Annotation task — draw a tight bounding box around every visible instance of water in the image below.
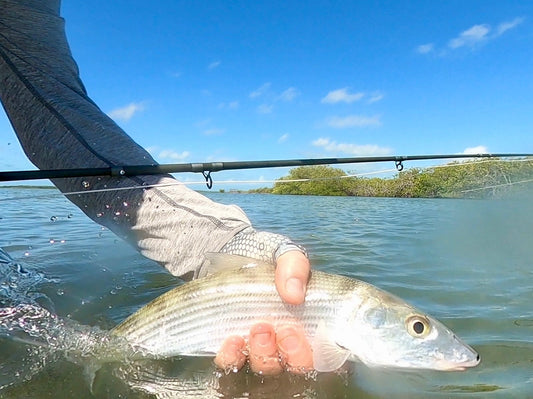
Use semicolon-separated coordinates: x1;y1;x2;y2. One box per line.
0;187;532;398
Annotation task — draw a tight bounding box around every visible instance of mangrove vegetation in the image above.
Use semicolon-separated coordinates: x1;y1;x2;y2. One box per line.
248;158;533;198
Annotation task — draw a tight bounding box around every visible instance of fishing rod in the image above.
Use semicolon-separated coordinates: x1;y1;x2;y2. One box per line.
0;153;531;188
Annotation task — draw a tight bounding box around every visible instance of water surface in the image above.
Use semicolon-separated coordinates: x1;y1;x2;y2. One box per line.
0;187;532;398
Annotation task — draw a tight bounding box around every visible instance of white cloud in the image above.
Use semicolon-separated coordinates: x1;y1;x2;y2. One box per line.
278;87;300;102
496;17;525;36
463;145;489;155
147;146;190;162
158;150;190;161
108;102;145;122
208;60;221;70
367;92;384;104
418;17;523;56
448;24;490;49
249;82;271;98
321;88;364;104
257;104;273;114
312;137;392;156
326;114;381;128
416;43;434;54
278;133;289;143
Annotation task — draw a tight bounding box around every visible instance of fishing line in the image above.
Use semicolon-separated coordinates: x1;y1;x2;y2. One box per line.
0;158;531;203
1;153;531;183
0;169;398;202
431;156;533;169
460;178;533;194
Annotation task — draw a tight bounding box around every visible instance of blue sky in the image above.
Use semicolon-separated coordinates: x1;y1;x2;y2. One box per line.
1;1;532;187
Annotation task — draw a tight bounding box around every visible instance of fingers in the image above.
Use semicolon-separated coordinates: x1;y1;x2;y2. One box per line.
215;323;314;375
248;323;284;375
216;251;312;375
275;251;311;305
276;325;314;374
214;335;247;371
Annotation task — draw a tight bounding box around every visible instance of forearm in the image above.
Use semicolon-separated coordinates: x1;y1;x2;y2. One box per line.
0;0;252;276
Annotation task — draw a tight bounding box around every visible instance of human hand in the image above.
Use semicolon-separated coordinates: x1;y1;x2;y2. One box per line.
214;250;313;375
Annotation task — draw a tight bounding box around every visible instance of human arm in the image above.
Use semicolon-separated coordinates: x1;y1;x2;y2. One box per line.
0;0;313;374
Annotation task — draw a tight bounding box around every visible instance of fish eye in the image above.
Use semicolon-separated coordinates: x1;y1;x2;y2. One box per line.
406;315;431;338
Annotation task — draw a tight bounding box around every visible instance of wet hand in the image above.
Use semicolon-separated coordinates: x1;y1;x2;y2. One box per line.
214;251;313;374
275;250;310;305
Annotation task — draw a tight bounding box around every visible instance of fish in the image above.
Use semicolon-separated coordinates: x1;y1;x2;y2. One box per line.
112;254;480;372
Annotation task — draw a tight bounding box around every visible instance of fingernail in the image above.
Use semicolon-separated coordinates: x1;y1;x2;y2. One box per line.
252;331;272;347
285;277;305;298
278;327;299;353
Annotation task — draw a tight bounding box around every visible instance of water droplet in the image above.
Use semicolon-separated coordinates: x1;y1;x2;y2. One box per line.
24;251;30;257
57;289;64;296
96;212;103;218
105;204;111;209
67;213;73;219
303;369;318;381
81;181;90;189
50;216;57;222
49;239;55;244
122;201;129;207
60;240;66;244
114;211;121;216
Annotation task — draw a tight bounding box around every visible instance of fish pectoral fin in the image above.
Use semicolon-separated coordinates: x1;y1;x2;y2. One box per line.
311;320;351;372
203;253;271;276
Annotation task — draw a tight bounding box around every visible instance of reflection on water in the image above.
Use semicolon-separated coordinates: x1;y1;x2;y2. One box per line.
1;188;533;397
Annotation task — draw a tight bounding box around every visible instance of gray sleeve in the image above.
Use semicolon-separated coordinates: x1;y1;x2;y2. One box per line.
0;0;252;277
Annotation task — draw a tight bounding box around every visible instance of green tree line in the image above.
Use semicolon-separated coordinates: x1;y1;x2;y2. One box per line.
248;158;533;198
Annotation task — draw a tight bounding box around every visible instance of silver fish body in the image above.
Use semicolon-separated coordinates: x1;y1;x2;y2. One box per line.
112;257;480;371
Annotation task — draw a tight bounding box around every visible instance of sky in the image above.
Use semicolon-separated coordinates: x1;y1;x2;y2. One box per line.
1;0;532;188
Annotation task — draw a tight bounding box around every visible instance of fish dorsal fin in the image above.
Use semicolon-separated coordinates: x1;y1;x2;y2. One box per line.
202;253;270;276
312;320;351;372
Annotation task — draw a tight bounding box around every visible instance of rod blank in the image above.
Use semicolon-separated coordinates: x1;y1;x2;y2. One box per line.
0;153;531;182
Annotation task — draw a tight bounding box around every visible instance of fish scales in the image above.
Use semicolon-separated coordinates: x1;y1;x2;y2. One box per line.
112;257;480;371
112;263;359;357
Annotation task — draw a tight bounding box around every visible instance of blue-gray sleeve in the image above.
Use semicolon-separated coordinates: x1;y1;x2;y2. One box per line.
0;0;307;278
0;0;251;276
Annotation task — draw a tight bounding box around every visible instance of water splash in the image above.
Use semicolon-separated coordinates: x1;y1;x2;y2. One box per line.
0;248;137;390
0;301;148;393
0;302;141;359
0;248;56;309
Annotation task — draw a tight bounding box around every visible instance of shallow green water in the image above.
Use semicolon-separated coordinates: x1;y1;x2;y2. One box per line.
0;187;532;398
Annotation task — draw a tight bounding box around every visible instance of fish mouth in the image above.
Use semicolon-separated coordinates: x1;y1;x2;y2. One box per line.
436;352;481;371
